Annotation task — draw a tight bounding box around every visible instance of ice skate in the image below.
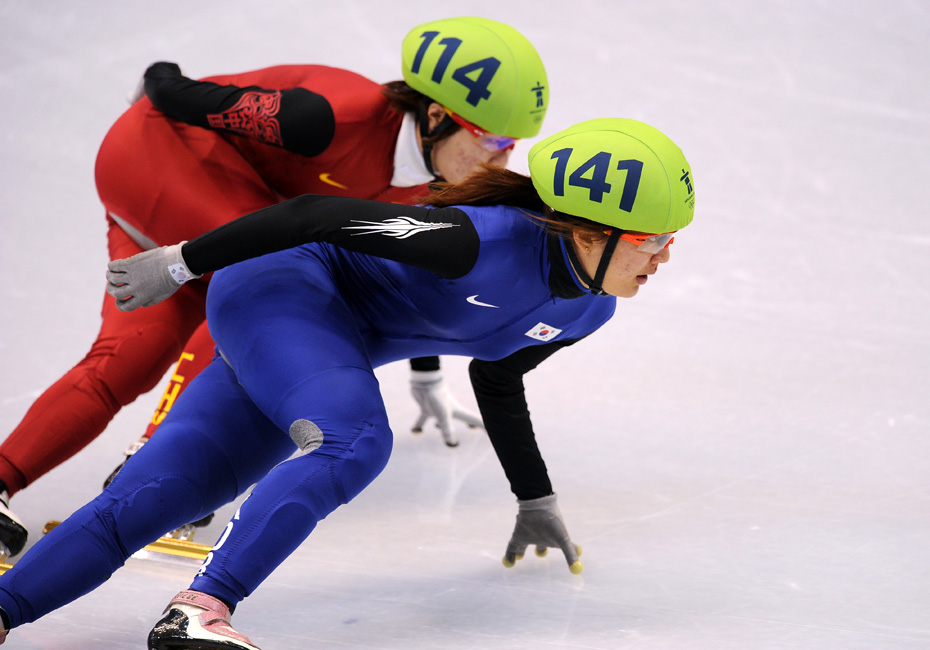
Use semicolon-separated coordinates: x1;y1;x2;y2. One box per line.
102;435;149;489
0;490;27;559
148;590;261;650
165;511;215;542
0;604;9;645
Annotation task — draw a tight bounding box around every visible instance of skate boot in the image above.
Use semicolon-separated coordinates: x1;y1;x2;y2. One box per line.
148;590;261;650
164;511;215;542
0;490;27;559
0;604;10;645
102;435;149;489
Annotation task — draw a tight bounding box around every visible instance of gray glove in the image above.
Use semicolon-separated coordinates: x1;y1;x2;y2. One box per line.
106;242;199;311
503;493;583;574
410;369;483;447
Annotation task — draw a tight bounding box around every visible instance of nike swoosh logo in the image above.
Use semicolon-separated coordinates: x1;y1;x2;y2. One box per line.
467;295;499;308
319;173;348;189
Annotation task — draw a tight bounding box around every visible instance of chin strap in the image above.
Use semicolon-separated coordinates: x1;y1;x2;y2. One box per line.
418;100;457;180
564;230;622;296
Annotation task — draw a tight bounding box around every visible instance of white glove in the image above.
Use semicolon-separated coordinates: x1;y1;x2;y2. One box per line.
410;369;483;447
502;493;583;574
126;74;146;104
106;242;200;311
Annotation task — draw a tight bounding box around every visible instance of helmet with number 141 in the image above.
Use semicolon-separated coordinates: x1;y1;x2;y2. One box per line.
529;118;695;234
401;16;548;139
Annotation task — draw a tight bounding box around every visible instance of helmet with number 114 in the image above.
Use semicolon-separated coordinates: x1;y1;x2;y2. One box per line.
528;118;695;234
401;16;548;139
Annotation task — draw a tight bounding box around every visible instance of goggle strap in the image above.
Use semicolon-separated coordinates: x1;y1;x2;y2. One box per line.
565;230;621;296
564;236;595;291
417;101;458;180
589;230;622;296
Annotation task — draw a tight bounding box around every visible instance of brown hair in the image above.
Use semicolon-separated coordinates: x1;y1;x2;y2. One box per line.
422;164;610;242
381;80;460;146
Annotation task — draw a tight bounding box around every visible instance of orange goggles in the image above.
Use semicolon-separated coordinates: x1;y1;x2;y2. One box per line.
444;108;517;152
615;230;676;254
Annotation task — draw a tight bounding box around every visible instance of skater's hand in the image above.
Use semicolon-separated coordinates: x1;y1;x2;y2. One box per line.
128;62;184;104
503;493;583;574
126;74;146;104
410;370;483;447
106;242;199;311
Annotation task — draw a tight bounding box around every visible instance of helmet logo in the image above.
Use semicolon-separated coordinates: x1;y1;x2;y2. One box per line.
680;169;693;194
551;148;643;213
680;168;695;211
532;82;546;108
410;30;501;107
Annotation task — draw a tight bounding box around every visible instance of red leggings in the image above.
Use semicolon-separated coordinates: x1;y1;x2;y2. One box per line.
141;319;214;439
0;99;278;497
0;221;208;495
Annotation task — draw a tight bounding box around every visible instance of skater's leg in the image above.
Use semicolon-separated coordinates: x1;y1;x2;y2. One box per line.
144;319;216;438
0;357;295;629
189;250;394;606
102;320;218;492
0;222;208;497
191;366;391;606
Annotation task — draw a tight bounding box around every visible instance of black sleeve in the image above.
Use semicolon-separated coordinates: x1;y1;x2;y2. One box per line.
409;357;441;372
468;339;582;500
182;194;479;280
143;62;335;157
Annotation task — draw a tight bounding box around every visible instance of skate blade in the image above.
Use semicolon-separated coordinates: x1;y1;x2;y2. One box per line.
0;543;13;574
164;523;196;541
43;521;212;561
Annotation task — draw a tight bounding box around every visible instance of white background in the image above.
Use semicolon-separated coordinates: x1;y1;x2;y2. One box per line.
1;1;928;648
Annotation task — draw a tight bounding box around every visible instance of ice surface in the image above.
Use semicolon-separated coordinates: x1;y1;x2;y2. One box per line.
1;1;928;648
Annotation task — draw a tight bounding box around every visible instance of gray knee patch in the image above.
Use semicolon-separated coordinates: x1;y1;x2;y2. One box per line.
289;419;324;453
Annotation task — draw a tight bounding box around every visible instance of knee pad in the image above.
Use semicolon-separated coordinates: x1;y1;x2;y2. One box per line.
288;416;391;506
289;419;324;454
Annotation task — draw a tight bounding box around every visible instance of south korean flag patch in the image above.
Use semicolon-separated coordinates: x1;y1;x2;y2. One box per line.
525;322;562;342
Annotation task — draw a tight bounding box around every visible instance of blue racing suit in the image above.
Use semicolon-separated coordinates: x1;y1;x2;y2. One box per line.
0;196;615;628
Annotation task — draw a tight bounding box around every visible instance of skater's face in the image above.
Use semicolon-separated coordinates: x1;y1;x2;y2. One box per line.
570;230;673;298
421;103;514;183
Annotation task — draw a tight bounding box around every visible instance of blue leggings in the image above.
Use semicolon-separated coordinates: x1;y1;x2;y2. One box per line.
0;248;393;627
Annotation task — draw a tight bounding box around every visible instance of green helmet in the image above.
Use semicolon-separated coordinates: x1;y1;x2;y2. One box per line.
401;17;548;138
528;118;695;233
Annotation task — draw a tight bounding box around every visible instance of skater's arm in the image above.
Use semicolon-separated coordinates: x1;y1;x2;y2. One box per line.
143;62;334;156
182;195;478;280
107;196;479;311
468;339;582;500
472;341;588;574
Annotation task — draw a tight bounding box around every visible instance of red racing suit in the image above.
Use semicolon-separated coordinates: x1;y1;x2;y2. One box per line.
0;64;431;495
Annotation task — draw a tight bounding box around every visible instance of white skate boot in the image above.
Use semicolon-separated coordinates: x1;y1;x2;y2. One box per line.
148;590;261;650
0;490;27;559
102;436;148;489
